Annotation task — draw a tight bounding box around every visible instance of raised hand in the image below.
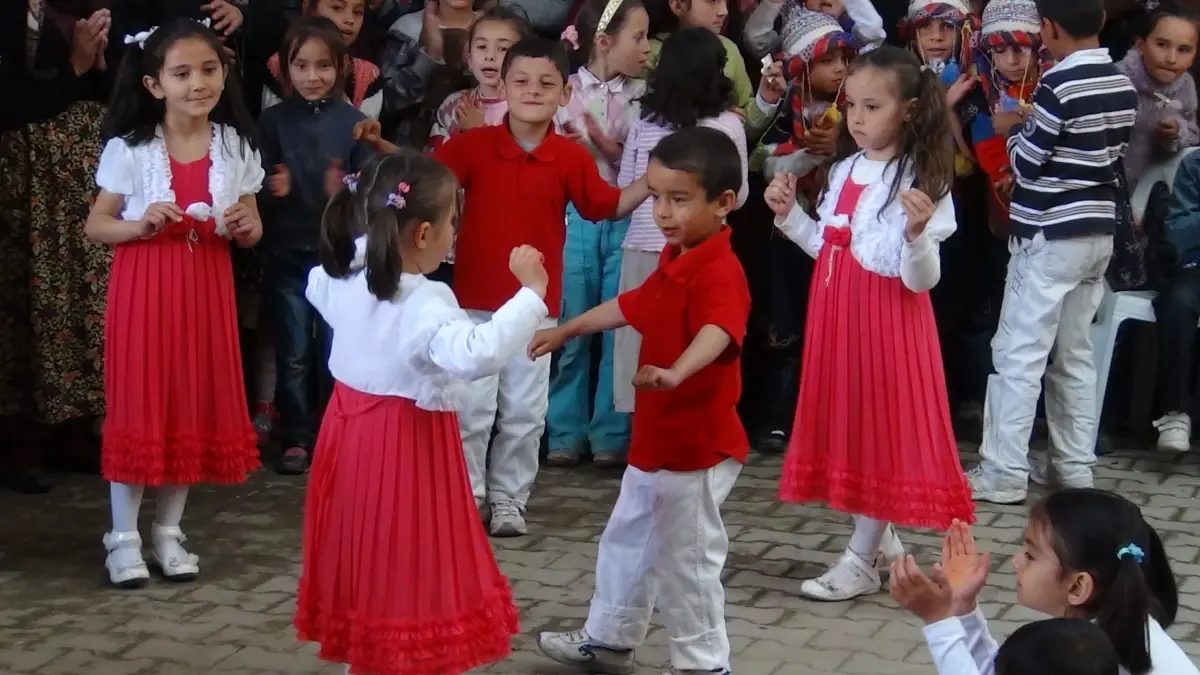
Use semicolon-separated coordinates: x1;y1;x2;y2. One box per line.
899;189;935;240
934;520;991;617
509;245;548;298
945;73;977;109
758;60;786;105
764;172;797;218
201;0;244;37
457;93;485;131
421;2;444;62
889;554;954;624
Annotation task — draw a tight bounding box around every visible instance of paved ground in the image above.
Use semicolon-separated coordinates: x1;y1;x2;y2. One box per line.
2;444;1199;675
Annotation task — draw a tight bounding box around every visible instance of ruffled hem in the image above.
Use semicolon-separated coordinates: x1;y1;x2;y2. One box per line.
780;466;975;531
101;429;260;486
294;583;520;675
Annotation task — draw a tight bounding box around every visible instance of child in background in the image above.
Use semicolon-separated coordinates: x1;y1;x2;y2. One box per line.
743;0;885;60
264;0;383;117
295;151;549;675
531;126;751;675
86;18;264;587
257;17;375;475
642;0;754;110
890;491;1197;675
1115;5;1198;189
766;46;974;602
970;0;1138;504
545;0;651;469
612;27;748;415
992;620;1120;675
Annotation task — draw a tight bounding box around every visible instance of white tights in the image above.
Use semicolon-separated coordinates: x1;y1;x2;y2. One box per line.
109;482;189;533
847;515;889;560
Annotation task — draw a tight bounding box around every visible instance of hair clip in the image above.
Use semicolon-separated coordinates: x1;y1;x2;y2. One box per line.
1117;544;1145;564
124;27;158;48
386;181;411;210
560;25;580;50
343;172;360;194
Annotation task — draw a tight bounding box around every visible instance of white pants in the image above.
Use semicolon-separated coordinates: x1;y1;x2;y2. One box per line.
612;250;660;413
585;458;742;671
460;311;555;507
980;232;1114;485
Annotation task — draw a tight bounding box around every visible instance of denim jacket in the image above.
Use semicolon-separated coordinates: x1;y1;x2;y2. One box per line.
1168;151;1200;268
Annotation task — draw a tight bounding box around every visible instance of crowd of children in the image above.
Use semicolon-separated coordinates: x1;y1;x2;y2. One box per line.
76;0;1200;672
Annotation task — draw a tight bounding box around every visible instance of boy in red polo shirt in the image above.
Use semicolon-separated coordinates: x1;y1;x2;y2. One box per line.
428;37;650;538
527;126;750;675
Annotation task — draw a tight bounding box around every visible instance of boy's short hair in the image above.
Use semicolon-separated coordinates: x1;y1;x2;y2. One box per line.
994;619;1119;675
500;37;570;83
1033;0;1105;38
649;127;742;201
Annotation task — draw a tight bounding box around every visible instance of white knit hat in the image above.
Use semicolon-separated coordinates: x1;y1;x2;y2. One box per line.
780;7;849;60
907;0;971;20
979;0;1040;37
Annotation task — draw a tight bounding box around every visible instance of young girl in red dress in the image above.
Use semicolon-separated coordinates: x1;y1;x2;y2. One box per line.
295;151;550;675
86;18;265;589
764;46;974;603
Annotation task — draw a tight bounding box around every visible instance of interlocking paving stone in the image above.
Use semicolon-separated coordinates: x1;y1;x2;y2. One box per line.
2;446;1199;674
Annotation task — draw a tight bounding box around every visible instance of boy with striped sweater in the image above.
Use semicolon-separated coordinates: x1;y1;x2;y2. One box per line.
969;0;1137;504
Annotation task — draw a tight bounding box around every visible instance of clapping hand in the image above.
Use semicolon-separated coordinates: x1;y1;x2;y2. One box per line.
583;113;622;163
933;520;991;617
70;10;110;76
764;172;797;218
889;555;955;624
457;92;485;131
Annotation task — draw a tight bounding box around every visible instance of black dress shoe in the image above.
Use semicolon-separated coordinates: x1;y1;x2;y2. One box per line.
755;430;788;455
1;468;53;494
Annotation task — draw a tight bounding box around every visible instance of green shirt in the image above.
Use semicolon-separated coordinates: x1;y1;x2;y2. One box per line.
646;32;754;112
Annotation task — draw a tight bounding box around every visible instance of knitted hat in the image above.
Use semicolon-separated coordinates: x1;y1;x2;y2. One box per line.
781;6;853;61
906;0;971;22
979;0;1040;38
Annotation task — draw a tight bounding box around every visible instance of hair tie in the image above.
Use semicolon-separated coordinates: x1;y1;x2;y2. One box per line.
386;181;411;210
1117;544;1145;564
343;172;360;194
560;25;580;50
123;18;212;50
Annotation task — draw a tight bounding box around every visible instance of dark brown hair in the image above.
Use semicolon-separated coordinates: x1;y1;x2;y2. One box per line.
563;0;646;71
278;16;348;98
833;46;954;216
469;5;534;44
320;150;460;301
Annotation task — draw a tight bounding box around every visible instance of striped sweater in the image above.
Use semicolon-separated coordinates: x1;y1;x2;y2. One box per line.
1006;48;1138;240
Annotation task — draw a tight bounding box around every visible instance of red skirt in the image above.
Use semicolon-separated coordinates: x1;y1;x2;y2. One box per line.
779;238;975;530
295;383;519;675
101;228;259;485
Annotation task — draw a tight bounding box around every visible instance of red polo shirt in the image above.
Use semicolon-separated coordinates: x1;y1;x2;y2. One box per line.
617;227;751;472
434;123;621;316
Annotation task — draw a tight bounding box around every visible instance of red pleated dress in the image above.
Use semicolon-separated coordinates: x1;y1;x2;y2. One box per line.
295;383;519;675
779;178;975;530
101;155;259;485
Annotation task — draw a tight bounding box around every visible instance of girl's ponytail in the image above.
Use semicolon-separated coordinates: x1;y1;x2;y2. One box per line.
1095;544;1154;674
1142;525;1179;627
365;208;403;301
102;35;164;143
318;179;361;279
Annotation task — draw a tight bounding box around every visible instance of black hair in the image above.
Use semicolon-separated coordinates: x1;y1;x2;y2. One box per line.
1033;0;1105;39
995;618;1119;675
278;16;349;98
638;27;732;128
1030;489;1179;675
320;150;460;301
103;18;257;150
501;37;571;82
563;0;647;71
1138;1;1200;42
644;0;680;36
649;126;742;200
469;5;535;44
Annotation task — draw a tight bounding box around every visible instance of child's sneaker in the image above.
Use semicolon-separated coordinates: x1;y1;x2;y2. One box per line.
799;550;880;601
278;446;311;475
488;500;527;537
252;401;275;446
103;531;150;589
150;524;200;581
546;447;585;467
536;628;636;674
1154;412;1191;452
966;466;1027;504
591;449;626;469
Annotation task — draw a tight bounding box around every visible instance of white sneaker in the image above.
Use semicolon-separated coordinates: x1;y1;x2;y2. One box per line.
150;524;200;581
103;531;150;589
876;525;905;569
966;466;1027;504
488;500;527;537
1154;412;1191;452
799;551;880;601
536;628;636;674
1029;454;1054;488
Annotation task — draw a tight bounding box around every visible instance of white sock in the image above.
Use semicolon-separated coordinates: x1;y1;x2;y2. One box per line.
847;515;889;560
109;482;145;533
156;485;189;527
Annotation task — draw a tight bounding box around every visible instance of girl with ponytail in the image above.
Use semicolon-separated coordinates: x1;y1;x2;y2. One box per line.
764;45;973;603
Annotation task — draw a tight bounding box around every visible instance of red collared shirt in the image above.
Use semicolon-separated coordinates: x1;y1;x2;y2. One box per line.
434;122;621;316
617;227;751;472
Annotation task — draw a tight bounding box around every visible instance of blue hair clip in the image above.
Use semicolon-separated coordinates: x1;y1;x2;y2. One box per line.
1117;544;1145;564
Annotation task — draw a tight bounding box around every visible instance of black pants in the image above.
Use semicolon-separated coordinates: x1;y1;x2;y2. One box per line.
1155;268;1200;413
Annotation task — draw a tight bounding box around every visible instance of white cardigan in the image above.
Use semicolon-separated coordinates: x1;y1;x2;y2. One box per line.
95;124;265;237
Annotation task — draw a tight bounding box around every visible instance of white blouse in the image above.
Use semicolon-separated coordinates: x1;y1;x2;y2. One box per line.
94;124;265;238
773;153;956;293
306;239;549;412
922;606;1200;675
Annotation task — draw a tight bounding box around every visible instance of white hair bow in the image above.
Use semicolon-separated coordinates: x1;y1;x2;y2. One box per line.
123;18;212;49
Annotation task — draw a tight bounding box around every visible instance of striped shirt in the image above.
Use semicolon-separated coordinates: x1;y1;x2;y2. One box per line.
1007;48;1138;239
618;111;750;252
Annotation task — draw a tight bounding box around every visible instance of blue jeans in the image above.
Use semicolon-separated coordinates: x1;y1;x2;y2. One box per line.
547;205;630;454
261;247;332;450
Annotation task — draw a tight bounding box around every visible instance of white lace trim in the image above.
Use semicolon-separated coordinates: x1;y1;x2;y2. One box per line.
817;152;914;278
139;124;240;237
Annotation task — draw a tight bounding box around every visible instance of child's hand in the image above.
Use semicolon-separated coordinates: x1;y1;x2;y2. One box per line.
583;113;622;163
764;172;797;217
758;61;786;106
889;554;954;625
944;74;976;109
352;119;389;152
268;164;291;197
992;110;1024;136
934;520;991;617
224;202;262;247
528;326;568;359
201;0;244;37
324;159;345;198
509;245;548;298
457;93;485;131
421;1;445;61
633;365;683;390
728;106;747;121
70;16;105;76
805;124;838;156
1157;118;1181;145
900;189;935;240
139;201;184;236
560;119;584;143
993;174;1014;201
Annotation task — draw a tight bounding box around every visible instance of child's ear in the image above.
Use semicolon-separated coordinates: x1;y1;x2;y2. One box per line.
412;221;433;250
559;80;573;107
143;75;166;100
1134;36;1146;54
668;0;687;18
1064;570;1096;610
713;189;737;219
